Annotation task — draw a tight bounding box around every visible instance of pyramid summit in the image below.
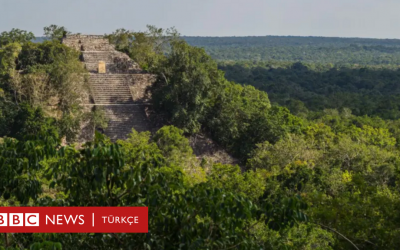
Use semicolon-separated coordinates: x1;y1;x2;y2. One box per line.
62;34;156;141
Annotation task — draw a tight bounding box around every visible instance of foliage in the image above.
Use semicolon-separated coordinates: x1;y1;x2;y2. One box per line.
17;40;81;70
152;126;206;184
3;25;400;249
43;24;70;42
184;36;400;65
254;223;335;249
105;28;134;53
150;37;302;160
106;25;179;71
9;103;59;141
0;99;18;137
153;125;193;158
0;31;89;142
0;29;34;47
247;115;400;249
207;163;268;201
220;61;400;120
0;42;21;80
0;129;308;249
153;40;226;134
0;129;59;205
85;106;109;132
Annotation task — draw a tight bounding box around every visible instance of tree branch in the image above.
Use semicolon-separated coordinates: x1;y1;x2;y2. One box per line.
317;223;359;250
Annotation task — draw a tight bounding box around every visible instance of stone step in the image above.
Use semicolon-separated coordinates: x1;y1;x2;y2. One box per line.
91;89;132;93
85;63;142;74
88;72;134;105
89;76;136;79
89;73;139;77
82;51;138;64
82;51;117;63
90;82;132;85
93;101;134;105
92;96;133;98
91;86;131;89
90;83;133;86
91;90;132;93
102;105;151;141
91;89;130;91
93;94;132;97
91;99;134;104
89;81;134;84
62;36;152;141
91;90;132;95
90;89;132;92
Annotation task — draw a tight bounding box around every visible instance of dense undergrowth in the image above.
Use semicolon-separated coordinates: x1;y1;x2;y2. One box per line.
0;26;399;249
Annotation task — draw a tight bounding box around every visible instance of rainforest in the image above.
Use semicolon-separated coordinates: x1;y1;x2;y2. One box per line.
0;25;400;249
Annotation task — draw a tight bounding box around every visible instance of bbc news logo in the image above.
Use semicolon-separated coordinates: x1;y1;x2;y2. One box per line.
0;213;39;226
0;207;148;233
0;214;86;227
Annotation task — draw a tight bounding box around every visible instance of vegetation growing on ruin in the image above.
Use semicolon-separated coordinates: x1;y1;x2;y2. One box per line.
0;26;90;143
0;25;399;249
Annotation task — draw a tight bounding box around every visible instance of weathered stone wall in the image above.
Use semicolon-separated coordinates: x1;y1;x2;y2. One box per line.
82;51;132;63
84;60;142;74
62;35;115;51
127;74;156;102
110;55;142;73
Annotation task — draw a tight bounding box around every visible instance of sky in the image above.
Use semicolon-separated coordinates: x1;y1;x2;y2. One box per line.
0;0;399;39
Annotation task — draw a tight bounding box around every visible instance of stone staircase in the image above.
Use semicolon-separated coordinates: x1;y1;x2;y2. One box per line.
103;105;150;141
62;34;154;141
89;74;135;104
82;51;142;74
83;51;118;63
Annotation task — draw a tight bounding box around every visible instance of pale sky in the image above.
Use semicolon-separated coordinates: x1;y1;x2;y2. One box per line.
0;0;399;39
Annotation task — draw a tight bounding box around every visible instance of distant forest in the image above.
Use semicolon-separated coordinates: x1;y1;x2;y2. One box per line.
181;36;400;120
34;35;400;119
35;35;400;65
220;61;400;119
184;36;400;65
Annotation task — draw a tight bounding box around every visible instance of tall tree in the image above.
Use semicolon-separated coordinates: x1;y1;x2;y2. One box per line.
43;24;71;42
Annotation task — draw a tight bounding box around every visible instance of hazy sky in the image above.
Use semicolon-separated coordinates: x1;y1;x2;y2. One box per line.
0;0;399;38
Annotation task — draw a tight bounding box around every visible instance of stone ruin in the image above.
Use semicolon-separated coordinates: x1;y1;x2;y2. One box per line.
62;34;239;166
62;34;142;74
62;34;156;141
62;35;114;51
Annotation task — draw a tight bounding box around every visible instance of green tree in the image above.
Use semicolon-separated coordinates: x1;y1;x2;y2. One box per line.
106;25;179;71
208;163;268;201
153;40;227;134
43;24;70;42
39;132;306;249
1;40;90;142
153;126;206;184
10;103;58;141
0;29;34;47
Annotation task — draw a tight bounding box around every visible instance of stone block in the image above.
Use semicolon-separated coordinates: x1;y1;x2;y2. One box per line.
98;61;106;73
